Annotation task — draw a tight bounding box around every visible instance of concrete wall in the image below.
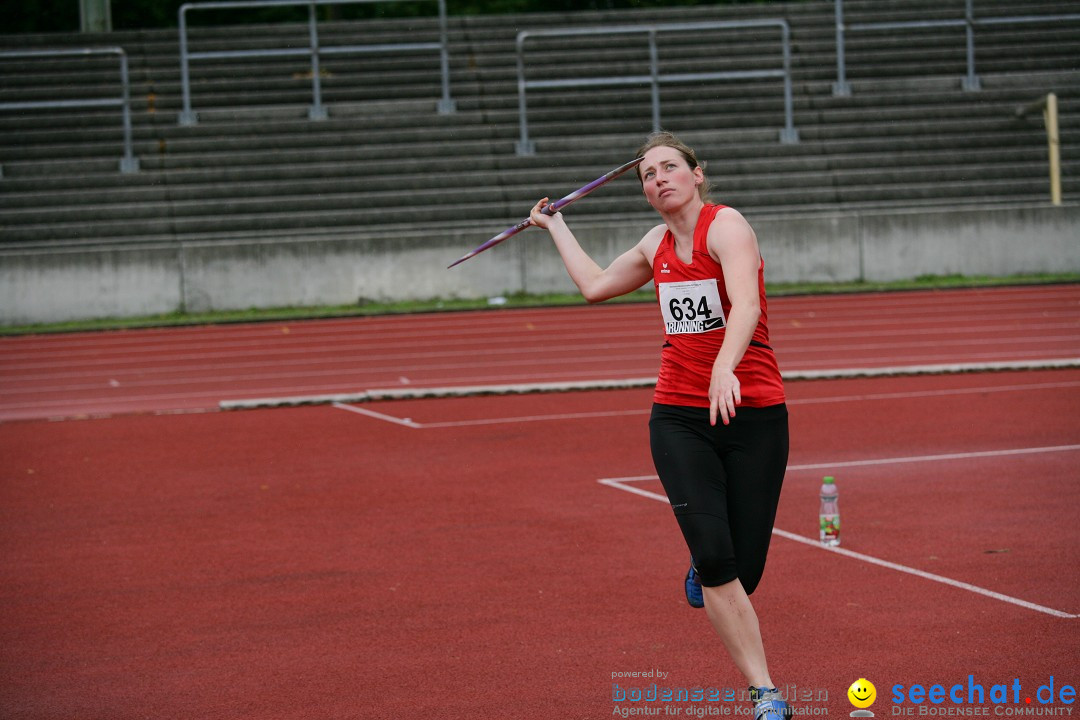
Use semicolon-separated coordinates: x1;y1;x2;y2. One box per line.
2;203;1077;325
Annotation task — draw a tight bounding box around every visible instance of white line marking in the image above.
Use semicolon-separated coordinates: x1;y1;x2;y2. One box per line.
768;529;1078;618
787;380;1080;406
597;476;1078;619
330;403;648;429
782;357;1080;379
420;409;647;428
219;358;1080;410
787;444;1080;471
330;402;422;428
598;478;669;502
599;445;1080;480
324;381;1080;429
221;376;658;411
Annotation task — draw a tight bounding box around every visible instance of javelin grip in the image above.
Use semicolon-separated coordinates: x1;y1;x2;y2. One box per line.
447;156;644;269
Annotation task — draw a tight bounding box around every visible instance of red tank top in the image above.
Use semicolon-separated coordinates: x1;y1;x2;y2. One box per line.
652;204;785;408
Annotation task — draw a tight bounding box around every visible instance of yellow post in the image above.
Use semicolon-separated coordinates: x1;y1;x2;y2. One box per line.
1044;93;1062;206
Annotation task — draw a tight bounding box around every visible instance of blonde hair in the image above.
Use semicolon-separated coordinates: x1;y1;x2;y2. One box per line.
635;131;712;202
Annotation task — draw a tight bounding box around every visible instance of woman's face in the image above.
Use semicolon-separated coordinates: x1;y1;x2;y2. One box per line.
640;146;703;212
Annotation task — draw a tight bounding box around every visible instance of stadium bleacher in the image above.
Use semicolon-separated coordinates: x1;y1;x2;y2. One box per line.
0;0;1077;323
1;0;1077;247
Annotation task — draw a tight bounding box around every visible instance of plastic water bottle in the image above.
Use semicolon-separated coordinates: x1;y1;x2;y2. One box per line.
819;476;840;547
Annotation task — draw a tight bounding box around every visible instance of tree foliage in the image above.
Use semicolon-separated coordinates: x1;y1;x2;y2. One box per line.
2;0;777;34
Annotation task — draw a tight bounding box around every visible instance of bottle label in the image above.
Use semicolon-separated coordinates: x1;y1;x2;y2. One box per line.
820;515;840;538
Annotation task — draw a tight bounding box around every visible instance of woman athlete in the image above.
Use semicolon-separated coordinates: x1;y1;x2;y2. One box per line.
529;131;792;720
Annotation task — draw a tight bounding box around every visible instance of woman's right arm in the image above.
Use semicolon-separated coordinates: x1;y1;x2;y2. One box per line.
530;197;656;304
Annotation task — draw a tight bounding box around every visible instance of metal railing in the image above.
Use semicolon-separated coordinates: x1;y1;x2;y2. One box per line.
833;0;1080;96
178;0;455;125
514;19;799;156
0;47;139;177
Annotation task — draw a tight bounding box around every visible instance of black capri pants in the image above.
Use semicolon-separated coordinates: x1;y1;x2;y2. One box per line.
649;402;789;595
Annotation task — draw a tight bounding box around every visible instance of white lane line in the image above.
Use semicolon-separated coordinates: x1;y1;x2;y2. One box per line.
325;380;1080;429
420;409;647;428
597;478;668;502
330;402;422;428
329;405;649;429
5;289;1072;356
783;356;1080;375
787;380;1080;405
21;355;1075;400
769;529;1078;619
597;473;1078;619
224;358;1080;411
786;445;1080;471
598;445;1080;481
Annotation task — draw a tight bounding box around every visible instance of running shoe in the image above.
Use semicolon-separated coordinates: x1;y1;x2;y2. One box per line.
684;557;704;608
749;686;794;720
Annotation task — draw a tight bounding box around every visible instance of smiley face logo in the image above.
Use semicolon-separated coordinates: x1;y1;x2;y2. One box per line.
848;678;877;709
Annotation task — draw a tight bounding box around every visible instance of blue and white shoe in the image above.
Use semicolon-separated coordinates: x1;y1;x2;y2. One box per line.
684;557;704;608
749;686;793;720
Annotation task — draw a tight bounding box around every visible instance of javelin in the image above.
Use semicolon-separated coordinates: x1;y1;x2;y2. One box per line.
447;156;645;269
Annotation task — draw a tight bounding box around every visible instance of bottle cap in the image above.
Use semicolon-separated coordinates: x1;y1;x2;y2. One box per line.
823;476;835;483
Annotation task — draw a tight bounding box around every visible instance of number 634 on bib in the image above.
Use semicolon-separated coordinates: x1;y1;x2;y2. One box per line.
658;279;727;334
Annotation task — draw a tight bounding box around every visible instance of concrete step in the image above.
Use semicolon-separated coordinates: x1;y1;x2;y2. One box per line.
6;187;1071;250
0;166;1065;242
0;187;1051;245
2;155;1057;217
5;180;1071;246
7;27;1073;96
1;89;1074;161
4;112;1066;178
3;141;1057;198
3;75;1074;136
2;0;1078;249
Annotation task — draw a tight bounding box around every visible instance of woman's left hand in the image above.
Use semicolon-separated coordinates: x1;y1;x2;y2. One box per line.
709;365;741;426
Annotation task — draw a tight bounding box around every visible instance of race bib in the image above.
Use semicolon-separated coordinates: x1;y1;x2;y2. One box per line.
658;279;726;334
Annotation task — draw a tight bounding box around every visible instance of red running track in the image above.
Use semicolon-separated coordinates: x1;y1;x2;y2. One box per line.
1;284;1078;422
0;369;1077;719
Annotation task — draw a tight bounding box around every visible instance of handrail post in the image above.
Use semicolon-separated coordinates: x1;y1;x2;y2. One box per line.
176;0;455;125
832;0;851;96
178;4;198;125
648;29;660;132
436;0;456;114
117;49;140;173
1046;93;1062;205
838;2;1080;94
0;47;140;175
779;20;799;144
962;0;981;91
307;0;328;120
514;20;798;152
1017;93;1063;206
514;32;534;156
